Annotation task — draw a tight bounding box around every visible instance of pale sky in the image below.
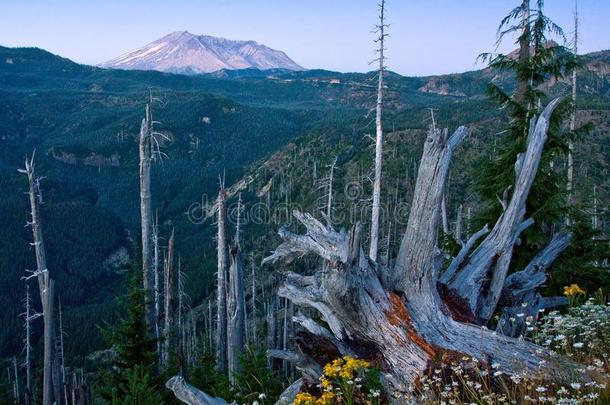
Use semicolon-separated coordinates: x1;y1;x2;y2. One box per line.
1;0;609;76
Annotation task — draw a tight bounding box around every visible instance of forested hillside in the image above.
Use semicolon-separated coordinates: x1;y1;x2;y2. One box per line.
0;43;608;371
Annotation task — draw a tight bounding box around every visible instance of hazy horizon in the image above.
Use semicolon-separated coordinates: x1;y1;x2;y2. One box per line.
2;0;609;76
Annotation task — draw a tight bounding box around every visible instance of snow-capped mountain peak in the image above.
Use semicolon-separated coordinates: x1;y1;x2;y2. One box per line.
99;31;304;74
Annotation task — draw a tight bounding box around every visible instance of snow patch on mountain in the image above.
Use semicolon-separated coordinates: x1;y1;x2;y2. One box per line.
100;31;304;74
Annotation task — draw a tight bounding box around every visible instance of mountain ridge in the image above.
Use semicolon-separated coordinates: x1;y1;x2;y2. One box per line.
99;31;304;74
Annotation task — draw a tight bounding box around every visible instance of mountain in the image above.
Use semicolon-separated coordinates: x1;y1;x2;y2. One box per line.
99;31;304;74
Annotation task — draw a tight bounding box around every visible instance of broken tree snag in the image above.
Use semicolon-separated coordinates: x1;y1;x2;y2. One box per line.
390;125;469;292
166;375;301;405
153;215;162;360
166;376;235;405
21;154;58;405
267;349;321;382
162;229;176;369
139;104;156;337
227;243;245;385
443;99;563;323
265;212;432;392
369;0;388;262
496;232;572;336
215;185;228;372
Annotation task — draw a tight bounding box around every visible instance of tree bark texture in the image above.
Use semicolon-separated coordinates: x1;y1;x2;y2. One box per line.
215;188;228;372
139;104;155;337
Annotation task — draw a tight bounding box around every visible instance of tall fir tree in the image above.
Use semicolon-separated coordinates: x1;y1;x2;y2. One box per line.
475;0;578;270
474;0;608;297
98;270;160;404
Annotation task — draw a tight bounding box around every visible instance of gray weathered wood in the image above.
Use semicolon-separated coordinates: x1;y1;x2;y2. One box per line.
139;105;156;337
227;242;245;384
166;376;235;405
153;215;162;360
369;0;387;262
444;99;561;323
215;186;228;372
21;155;57;405
496;232;572;336
162;229;175;369
273;378;303;405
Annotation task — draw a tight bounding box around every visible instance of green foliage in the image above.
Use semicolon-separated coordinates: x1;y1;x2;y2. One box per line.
188;348;231;400
98;270;158;403
233;347;285;404
188;346;284;404
473;0;601;277
110;365;162;405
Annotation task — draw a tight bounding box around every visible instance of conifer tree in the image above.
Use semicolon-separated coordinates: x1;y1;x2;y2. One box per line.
475;0;578;270
99;271;158;403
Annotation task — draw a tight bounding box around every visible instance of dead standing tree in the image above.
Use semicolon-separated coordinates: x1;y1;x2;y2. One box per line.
21;285;42;405
227;195;246;384
227;243;245;385
368;0;388;262
139;103;156;338
153;214;162;360
215;183;229;372
162;229;176;369
20;154;60;405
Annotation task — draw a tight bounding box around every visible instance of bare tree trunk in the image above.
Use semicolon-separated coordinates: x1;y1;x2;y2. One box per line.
12;357;19;404
227;242;245;385
71;372;77;405
441;195;450;235
177;256;186;376
454;204;463;244
592;185;598;230
58;299;68;405
23;285;36;405
369;0;387;262
45;280;57;405
266;297;276;367
207;301;213;350
566;1;578;224
250;256;257;347
326;158;336;224
163;230;176;369
282;299;288;373
215;186;228;372
139;104;155;337
153;215;162;361
21;155;57;405
443;100;562;323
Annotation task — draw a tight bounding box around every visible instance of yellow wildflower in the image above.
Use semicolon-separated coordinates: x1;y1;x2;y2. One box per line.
293;392;316;405
320;377;332;390
322;356;370;381
563;284;585;297
322;358;344;378
315;391;335;405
